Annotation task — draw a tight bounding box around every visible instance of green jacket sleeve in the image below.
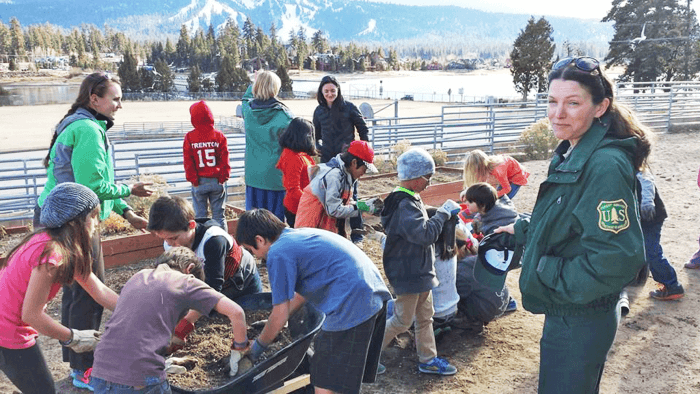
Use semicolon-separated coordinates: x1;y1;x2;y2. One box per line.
70;121;131;205
536;149;645;305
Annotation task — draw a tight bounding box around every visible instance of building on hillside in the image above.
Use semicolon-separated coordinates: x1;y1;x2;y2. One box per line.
242;57;269;72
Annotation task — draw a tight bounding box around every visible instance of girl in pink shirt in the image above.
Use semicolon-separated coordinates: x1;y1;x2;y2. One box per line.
0;183;118;394
462;149;530;199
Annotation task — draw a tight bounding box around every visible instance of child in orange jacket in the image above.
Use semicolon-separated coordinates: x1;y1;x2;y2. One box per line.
462;149;529;199
276;118;317;228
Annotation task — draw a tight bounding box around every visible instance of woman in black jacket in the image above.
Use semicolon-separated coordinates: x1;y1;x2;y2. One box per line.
313;75;371;242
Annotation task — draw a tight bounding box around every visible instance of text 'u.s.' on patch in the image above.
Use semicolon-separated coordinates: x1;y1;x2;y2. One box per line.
597;199;629;234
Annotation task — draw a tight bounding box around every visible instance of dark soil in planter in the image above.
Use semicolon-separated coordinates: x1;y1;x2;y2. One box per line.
167;310;295;392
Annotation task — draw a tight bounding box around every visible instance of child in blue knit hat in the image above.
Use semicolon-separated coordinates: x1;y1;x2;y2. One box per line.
379;147;460;376
0;182;119;394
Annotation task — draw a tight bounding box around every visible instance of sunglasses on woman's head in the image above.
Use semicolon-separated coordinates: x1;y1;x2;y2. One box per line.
552;57;600;73
90;73;111;96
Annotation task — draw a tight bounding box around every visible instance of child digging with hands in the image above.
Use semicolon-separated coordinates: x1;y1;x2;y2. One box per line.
380;147;461;376
0;183;119;394
463;149;529;200
90;247;250;394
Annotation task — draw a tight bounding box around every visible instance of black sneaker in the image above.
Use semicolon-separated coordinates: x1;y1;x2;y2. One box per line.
649;284;685;301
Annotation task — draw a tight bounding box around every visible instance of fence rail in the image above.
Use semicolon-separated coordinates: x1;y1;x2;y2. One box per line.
3;80;700;223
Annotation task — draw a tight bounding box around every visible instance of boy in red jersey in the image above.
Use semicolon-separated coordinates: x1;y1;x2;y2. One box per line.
183;100;230;230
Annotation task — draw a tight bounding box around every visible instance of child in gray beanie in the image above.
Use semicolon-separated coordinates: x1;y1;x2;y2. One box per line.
0;182;118;394
379;147;461;376
40;182;100;228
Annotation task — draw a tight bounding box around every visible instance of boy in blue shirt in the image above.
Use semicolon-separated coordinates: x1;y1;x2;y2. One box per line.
236;208;392;394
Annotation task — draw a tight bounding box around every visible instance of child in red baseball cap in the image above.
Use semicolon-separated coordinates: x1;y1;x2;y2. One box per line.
295;140;381;236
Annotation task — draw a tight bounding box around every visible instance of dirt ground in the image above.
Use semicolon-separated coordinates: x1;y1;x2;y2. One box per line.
1;130;700;393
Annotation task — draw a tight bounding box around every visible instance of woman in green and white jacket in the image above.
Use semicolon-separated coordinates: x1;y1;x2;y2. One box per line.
36;72;152;389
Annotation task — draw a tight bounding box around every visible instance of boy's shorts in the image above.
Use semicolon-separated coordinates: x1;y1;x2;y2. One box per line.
310;303;387;394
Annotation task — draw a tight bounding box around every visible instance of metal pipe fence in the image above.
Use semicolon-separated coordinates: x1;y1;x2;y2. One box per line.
2;81;700;223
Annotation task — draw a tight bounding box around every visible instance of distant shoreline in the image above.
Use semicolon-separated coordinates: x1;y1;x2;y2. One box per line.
0;67;512;86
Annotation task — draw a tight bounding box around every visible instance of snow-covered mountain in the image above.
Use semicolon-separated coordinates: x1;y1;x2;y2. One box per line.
0;0;613;45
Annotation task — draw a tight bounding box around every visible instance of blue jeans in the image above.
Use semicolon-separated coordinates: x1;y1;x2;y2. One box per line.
349;182;363;242
245;186;285;222
539;308;619;394
192;177;227;231
92;377;171;394
497;183;521;199
642;220;679;287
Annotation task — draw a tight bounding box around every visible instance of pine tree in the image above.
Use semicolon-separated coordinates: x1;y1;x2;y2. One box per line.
510;17;555;101
154;58;174;92
311;30;329;53
9;18;26;62
277;64;293;93
216;55;236;92
118;49;140;92
604;0;700;82
176;25;190;66
188;64;202;92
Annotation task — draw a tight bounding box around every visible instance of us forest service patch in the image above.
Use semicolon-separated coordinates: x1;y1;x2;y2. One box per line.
597;199;630;234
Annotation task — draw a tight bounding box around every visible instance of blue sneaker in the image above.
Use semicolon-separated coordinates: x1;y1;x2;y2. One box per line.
418;357;457;376
376;363;386;375
71;369;94;392
506;297;518;313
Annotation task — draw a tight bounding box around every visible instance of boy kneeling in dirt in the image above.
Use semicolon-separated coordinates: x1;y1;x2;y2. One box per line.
91;247;249;394
236;209;392;394
147;195;262;350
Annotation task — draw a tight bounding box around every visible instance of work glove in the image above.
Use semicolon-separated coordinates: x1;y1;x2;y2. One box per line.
164;358;188;375
357;197;383;216
248;338;268;363
62;329;101;353
438;199;461;217
636;171;656;221
168;318;195;354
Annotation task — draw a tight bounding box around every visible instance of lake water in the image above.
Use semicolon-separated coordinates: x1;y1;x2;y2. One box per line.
2;70;523;105
2;84;80;106
292;70;523;103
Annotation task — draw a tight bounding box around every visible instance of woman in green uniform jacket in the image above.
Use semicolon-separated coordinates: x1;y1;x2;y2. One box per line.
497;57;651;394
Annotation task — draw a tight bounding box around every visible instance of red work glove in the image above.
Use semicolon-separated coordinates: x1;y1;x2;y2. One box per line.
168;319;195;354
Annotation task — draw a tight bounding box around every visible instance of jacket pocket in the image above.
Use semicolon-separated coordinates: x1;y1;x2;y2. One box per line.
536;255;563;290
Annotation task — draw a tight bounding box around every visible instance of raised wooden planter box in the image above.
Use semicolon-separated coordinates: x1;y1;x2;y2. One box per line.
103;204;244;269
361;166;463;207
0;206;245;269
1;173;463;269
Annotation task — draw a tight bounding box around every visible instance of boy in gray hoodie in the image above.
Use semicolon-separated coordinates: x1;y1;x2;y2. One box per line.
380;148;460;376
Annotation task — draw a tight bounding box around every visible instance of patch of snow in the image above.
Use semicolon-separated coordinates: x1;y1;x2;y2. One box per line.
358;19;376;36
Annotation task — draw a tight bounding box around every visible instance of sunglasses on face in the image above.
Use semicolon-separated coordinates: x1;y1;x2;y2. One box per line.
552;57;600;73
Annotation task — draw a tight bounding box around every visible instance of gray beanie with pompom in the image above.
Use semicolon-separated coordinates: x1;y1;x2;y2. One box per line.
40;183;100;228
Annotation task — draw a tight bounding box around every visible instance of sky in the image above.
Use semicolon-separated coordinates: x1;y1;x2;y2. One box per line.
365;0;700;21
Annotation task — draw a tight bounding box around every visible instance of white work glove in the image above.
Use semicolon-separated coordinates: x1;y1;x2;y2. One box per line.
164;358;187;375
62;329;101;353
636;171;656;221
229;349;255;377
438;199;461;217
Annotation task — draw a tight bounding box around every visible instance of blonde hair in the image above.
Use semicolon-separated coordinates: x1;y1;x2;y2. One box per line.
253;71;281;101
462;149;505;188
